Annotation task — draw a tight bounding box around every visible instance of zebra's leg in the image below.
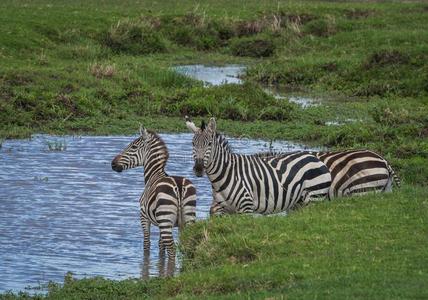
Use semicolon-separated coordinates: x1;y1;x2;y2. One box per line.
141;212;151;256
384;176;393;193
209;197;223;216
159;236;165;257
159;223;175;277
236;191;255;214
288;190;308;212
181;187;197;225
140;253;150;280
209;187;225;216
158;236;166;277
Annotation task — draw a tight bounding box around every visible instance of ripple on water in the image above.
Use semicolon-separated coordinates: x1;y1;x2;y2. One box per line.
0;133;315;293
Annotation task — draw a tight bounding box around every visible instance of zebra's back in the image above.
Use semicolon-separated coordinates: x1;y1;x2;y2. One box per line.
209;151;332;215
263;152;332;211
315;150;395;198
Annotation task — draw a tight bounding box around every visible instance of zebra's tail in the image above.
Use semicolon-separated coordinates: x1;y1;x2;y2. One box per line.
174;185;184;231
178;197;185;232
387;164;401;188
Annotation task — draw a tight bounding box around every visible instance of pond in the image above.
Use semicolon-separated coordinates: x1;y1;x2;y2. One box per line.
174;64;245;86
0;133;315;293
173;64;365;126
173;64;319;107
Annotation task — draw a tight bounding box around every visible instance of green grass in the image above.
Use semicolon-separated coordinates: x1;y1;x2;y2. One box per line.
1;0;427;138
3;187;427;299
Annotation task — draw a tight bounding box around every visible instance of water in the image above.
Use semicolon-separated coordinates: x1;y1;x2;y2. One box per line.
174;64;245;86
173;64;319;107
0;133;314;293
269;91;320;108
325;118;361;126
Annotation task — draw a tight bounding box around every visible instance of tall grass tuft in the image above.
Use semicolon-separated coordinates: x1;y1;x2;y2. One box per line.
229;36;275;57
103;18;167;54
90;63;116;78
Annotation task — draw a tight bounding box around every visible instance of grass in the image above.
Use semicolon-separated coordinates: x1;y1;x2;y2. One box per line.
1;1;427;138
1;0;427;298
3;186;427;299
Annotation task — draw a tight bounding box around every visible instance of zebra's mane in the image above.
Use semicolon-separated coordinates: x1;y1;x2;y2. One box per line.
252;150;309;159
147;130;169;162
215;132;233;152
253;150;284;158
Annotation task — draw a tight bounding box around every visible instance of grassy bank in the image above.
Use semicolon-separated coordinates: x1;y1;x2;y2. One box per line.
3;186;427;299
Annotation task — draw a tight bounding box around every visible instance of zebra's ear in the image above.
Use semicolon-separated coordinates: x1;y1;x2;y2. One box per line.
139;125;148;138
185;115;198;133
207;117;216;132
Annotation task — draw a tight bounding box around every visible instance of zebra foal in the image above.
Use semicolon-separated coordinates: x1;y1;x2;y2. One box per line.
111;126;196;274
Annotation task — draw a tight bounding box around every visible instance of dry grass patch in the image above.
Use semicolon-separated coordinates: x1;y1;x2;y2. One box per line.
89;63;116;78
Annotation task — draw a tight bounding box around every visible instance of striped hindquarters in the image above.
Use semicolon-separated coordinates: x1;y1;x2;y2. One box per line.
316;150;395;198
171;176;197;228
150;177;196;231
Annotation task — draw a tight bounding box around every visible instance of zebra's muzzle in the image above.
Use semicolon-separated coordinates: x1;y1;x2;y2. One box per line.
111;155;123;172
193;159;204;177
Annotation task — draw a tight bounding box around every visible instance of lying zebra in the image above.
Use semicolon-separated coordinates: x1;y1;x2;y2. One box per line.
314;150;400;198
111;126;196;274
210;149;400;215
186;116;332;215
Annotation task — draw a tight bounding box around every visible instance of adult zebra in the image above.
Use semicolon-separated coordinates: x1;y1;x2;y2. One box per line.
111;126;196;275
209;150;400;215
313;150;400;198
186;117;332;215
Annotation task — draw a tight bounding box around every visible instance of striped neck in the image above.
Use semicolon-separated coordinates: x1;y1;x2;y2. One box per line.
142;134;168;184
205;133;233;178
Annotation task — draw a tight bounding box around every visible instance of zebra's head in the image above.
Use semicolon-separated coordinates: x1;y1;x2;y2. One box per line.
111;125;155;172
185;116;217;177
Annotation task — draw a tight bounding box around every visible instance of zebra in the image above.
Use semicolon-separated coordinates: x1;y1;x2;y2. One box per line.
185;116;332;215
209;149;401;214
312;150;401;198
111;126;196;275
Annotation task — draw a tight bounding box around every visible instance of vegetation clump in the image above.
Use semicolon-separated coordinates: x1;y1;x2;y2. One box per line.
89;63;116;78
158;12;235;50
103;18;167;54
364;50;410;69
343;8;375;19
175;83;295;121
303;17;336;37
229;36;275;57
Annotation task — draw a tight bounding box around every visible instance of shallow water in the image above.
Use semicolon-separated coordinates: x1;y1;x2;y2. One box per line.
173;64;319;107
174;64;245;86
0;133;314;293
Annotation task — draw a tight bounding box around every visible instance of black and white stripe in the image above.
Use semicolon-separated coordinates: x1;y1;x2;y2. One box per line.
313;150;400;198
186;117;331;215
111;126;196;273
